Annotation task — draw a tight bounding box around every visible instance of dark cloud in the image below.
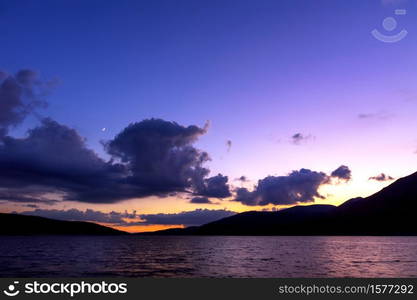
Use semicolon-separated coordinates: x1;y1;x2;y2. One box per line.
236;175;249;182
235;187;258;206
234;168;330;206
189;197;212;204
139;209;236;226
0;116;232;204
105;118;210;194
0;190;59;205
19;208;138;225
0;69;50;136
291;133;312;145
369;173;394;181
24;204;38;208
194;174;231;198
330;165;352;181
358;113;374;119
226;140;232;152
18;208;236;226
0;118;130;203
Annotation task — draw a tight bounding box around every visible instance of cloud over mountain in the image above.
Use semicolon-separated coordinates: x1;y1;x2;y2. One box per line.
18;208;236;226
234;168;330;206
369;173;394;182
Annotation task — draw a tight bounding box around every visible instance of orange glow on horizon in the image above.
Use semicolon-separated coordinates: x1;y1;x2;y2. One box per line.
99;223;184;233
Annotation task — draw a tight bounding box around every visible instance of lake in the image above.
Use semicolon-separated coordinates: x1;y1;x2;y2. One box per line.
1;236;417;277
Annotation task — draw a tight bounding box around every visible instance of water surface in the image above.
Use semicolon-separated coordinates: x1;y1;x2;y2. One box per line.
1;236;416;277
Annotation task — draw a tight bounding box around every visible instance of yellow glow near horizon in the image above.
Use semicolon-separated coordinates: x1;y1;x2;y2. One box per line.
2;168;409;233
102;223;184;233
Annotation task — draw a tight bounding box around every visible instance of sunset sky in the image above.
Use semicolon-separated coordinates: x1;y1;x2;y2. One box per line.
1;0;417;232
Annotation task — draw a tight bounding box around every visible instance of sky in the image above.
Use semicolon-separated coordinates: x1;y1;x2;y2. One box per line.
1;0;417;232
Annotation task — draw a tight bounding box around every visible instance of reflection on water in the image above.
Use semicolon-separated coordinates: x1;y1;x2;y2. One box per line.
1;236;417;277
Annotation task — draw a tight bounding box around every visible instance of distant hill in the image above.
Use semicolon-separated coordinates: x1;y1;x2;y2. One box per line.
138;226;199;235
3;171;417;236
193;204;336;235
0;213;127;235
142;171;417;236
333;171;417;235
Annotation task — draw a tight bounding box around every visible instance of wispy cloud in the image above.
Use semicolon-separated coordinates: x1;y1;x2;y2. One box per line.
226;140;232;152
358;111;394;120
290;133;314;145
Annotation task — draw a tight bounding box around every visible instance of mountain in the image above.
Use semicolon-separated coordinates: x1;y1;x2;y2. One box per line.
3;171;416;236
0;213;127;235
143;171;417;235
333;171;417;235
194;204;336;235
138;226;199;235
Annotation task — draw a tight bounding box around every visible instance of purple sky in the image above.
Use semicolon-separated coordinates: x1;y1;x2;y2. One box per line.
1;0;416;231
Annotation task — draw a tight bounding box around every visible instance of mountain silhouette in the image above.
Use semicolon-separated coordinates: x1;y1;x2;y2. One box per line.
0;213;127;235
2;171;416;236
333;171;417;235
142;171;417;235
